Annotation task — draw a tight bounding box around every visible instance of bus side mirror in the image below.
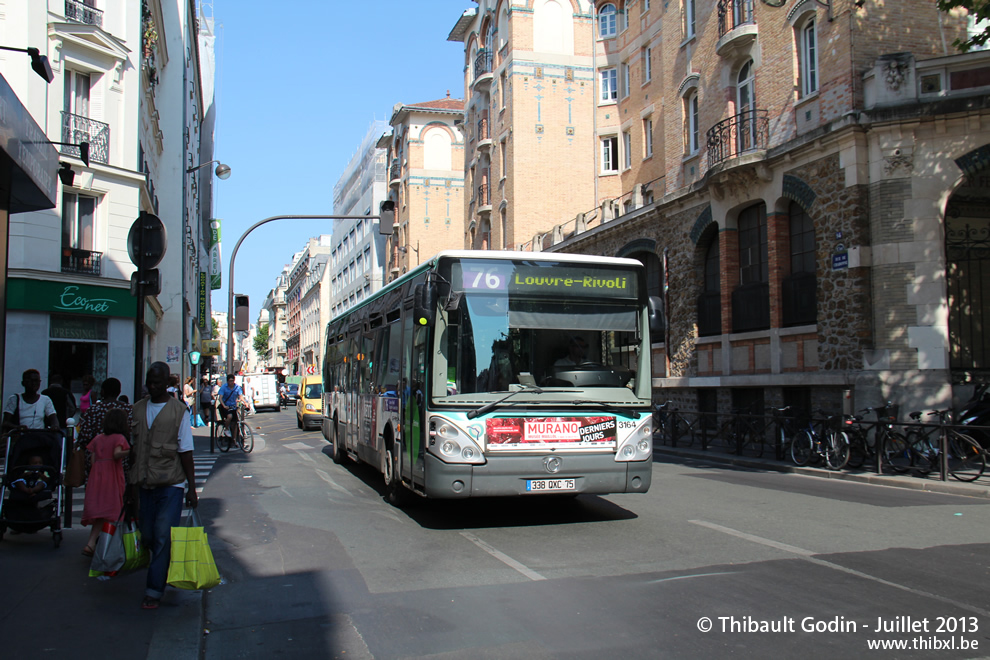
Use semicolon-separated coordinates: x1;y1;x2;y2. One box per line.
414;283;438;327
648;296;666;336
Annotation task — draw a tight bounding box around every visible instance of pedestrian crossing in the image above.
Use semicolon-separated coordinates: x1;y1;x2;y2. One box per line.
69;452;219;517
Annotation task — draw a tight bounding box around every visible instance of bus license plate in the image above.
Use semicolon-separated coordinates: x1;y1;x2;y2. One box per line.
526;478;575;492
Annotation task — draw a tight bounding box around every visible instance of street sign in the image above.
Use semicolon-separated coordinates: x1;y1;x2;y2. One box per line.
127;212;167;270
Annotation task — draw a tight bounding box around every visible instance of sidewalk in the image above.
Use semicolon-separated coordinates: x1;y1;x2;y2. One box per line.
654;439;990;499
0;423;215;660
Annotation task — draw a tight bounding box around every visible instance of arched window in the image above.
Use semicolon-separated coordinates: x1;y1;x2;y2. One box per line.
798;16;818;97
698;232;721;337
684;89;699;155
733;202;770;332
485;21;496;49
737;60;757;152
535;0;567;54
783;201;817;326
498;8;509;50
423;128;452;171
599;3;617;38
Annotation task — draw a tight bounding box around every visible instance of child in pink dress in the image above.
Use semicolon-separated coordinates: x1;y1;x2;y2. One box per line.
81;408;130;556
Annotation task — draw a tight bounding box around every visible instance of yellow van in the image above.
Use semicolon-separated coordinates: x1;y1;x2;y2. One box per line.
296;375;323;430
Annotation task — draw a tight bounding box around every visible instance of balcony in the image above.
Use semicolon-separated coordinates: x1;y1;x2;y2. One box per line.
716;0;757;56
61;247;102;276
706;109;769;167
61;112;109;165
473;49;493;89
477;182;491;215
65;0;103;28
477;116;492;151
389;159;401;188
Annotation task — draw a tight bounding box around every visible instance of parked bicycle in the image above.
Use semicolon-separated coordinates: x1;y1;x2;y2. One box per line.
904;410;986;482
715;405;766;457
653;401;703;448
218;401;254;453
790;409;849;470
860;403;910;473
765;405;797;460
841;412;876;470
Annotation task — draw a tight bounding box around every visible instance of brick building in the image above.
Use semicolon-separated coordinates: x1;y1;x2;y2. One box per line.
382;96;465;280
447;0;990;417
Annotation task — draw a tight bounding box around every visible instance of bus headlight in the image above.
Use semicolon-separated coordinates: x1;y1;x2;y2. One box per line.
615;416;653;462
429;416;486;465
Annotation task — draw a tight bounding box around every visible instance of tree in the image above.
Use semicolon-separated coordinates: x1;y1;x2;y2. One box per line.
211;317;220;339
253;323;270;358
937;0;989;52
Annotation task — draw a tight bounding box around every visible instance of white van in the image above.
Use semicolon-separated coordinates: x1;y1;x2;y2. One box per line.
240;372;280;412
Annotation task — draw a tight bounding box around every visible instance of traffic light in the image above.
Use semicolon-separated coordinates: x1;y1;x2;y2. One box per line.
379;200;395;235
234;294;250;332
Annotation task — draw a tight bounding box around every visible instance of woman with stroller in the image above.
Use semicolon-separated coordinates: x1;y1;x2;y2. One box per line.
80;408;130;557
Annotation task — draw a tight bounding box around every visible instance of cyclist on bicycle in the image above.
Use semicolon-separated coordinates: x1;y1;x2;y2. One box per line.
216;374;247;446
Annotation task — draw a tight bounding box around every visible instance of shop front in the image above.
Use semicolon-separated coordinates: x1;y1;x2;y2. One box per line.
6;278;136;398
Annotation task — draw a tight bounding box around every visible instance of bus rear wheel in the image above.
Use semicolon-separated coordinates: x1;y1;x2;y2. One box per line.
331;418;347;465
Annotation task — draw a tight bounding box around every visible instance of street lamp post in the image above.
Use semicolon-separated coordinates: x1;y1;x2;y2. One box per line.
225;213;393;374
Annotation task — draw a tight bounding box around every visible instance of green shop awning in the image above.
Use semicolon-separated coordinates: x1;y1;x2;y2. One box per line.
7;278;136;318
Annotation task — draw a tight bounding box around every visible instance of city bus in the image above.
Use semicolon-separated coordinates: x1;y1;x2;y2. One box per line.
321;250;662;506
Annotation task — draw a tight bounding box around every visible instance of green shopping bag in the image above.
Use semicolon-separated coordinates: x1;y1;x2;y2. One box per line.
166;509;221;590
121;520;149;571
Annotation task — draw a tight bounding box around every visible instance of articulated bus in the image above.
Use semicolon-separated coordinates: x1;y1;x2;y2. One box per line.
321;250;663;505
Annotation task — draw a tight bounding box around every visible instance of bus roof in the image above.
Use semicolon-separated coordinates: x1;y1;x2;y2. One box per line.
326;250;645;327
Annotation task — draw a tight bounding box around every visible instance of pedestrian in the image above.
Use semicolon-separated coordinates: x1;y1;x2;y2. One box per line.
76;378;133;450
80;408;130;557
166;374;181;402
42;373;77;435
127;362;197;610
183;377;196;414
2;369;60;438
198;377;214;425
79;375;96;414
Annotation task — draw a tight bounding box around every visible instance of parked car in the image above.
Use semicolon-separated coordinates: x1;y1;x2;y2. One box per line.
296;376;322;430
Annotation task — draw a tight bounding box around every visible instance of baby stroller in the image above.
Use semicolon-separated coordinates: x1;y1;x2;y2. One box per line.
0;429;65;547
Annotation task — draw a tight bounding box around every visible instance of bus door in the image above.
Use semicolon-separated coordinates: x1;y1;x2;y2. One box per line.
373;320;402;462
358;332;375;455
344;331;360;451
402;304;428;487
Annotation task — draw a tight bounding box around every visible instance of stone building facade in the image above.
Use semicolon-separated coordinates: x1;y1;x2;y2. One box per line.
449;0;989;419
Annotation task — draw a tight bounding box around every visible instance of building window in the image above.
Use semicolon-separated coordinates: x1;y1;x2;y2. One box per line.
622;131;632;169
642;46;652;83
643;117;653;157
600;67;618;102
799;17;818;97
620;4;629;32
684;91;699;155
63;71;91;117
643;0;650;12
732;203;770;333
599;4;617;38
698;234;721;337
601;136;619;173
684;0;696;40
62;192;96;252
620;61;630;98
783;201;818;326
501;207;508;248
500;70;508;108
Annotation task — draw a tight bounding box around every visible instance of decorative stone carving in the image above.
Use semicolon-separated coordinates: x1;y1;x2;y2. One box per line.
883;57;910;92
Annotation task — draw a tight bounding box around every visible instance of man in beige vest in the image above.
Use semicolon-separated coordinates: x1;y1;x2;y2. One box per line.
128;361;197;610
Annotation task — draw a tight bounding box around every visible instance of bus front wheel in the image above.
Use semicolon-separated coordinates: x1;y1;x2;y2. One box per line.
383;443;408;507
331;418;348;465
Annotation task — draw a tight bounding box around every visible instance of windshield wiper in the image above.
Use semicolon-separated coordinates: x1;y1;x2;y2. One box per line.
564;400;639;419
466;386;543;419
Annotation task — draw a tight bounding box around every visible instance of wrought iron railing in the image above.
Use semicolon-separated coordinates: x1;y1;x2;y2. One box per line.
782;271;817;326
61;112;109;165
697;291;722;337
474;49;493;81
706;108;769;167
65;0;103;27
61;247;102;276
731;281;770;333
717;0;754;39
477;182;490;208
389;160;400;182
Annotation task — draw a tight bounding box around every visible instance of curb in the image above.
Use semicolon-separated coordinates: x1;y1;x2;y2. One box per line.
654;444;990;500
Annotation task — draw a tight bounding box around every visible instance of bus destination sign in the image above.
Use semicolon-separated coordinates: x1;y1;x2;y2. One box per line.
455;263;637;298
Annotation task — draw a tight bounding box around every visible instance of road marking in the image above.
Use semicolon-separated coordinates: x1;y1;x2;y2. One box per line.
647;571;737;584
284;442;313;451
315;468;352;495
690;519;990;619
690;520;815;556
460;531;546;581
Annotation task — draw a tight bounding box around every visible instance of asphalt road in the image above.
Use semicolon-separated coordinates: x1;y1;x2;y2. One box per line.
200;409;990;659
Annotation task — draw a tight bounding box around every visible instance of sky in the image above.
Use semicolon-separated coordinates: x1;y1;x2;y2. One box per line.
208;0;468;321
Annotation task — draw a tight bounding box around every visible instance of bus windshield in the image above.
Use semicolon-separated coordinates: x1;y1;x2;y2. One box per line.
439;259;643;397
